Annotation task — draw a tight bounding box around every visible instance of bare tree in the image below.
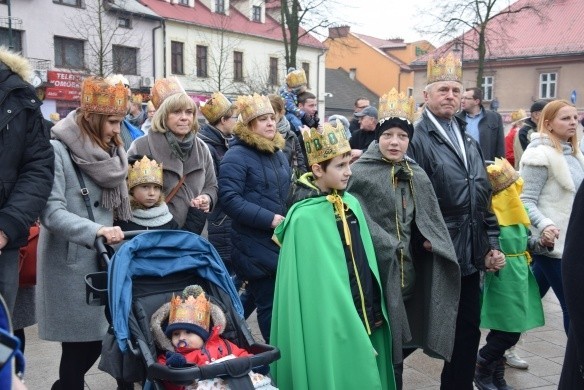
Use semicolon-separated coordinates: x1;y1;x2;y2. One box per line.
190;14;245;94
416;0;547;87
65;0;148;77
278;0;340;69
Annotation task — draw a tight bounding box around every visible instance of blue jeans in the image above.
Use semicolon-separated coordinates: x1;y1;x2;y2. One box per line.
246;276;276;344
531;254;569;334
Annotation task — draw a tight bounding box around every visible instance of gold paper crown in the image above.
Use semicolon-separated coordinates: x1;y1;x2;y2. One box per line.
286;68;307;88
80;76;128;116
150;77;186;109
487;158;520;193
200;92;232;123
235;93;274;125
427;52;462;84
127;156;163;190
378;88;416;122
49;112;60;122
132;93;143;104
168;288;211;333
302;121;351;166
511;109;527;123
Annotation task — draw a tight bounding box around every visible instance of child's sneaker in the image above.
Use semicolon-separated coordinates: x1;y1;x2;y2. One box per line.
504;347;529;369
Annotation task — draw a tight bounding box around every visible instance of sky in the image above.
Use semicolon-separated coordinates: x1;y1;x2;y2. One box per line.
330;0;440;45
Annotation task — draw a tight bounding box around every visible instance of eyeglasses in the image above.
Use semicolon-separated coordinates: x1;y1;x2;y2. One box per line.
356;106;368;110
462;97;476;100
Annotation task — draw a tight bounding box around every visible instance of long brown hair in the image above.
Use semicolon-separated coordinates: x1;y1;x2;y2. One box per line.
538;99;578;156
76;111;123;151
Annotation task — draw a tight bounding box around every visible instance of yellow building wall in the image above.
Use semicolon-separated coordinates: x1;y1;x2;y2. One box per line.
325;35;412;97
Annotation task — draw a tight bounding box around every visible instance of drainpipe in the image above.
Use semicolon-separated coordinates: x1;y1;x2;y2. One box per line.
152;21;162;78
316;48;326;114
162;20;167;77
7;0;13;50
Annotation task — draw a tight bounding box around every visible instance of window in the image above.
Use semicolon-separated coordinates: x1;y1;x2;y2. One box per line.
54;36;84;69
113;45;137;75
407;87;414;97
53;0;82;6
118;17;131;28
482;76;494;101
0;28;23;53
301;62;310;88
252;5;261;22
233;51;243;82
177;0;189;5
196;45;208;78
215;0;225;14
540;72;557;99
269;57;278;85
171;41;184;75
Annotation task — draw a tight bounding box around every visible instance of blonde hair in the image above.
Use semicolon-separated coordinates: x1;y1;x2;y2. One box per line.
151;93;199;134
538;99;579;156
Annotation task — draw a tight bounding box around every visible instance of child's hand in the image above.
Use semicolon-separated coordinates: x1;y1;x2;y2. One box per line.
191;194;211;212
166;351;187;368
423;240;433;252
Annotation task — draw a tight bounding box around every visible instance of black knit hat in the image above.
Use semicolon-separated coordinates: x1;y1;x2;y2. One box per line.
530;99;551;113
375;117;414;141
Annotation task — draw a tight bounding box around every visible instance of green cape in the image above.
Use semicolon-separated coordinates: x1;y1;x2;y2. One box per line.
270;192;396;390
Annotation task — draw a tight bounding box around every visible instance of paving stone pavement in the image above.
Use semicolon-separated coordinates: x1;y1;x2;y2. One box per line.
21;292;565;389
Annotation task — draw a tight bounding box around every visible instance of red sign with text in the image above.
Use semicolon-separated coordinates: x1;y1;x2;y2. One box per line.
45;71;85;101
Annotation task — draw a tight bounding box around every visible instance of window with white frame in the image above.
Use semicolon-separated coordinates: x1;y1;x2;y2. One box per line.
0;28;23;52
252;5;261;22
540;72;557;99
482;76;494;101
215;0;225;14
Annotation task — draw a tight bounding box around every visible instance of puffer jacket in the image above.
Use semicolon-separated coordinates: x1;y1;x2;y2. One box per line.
0;50;54;248
409;110;499;275
198;124;234;269
218;123;290;280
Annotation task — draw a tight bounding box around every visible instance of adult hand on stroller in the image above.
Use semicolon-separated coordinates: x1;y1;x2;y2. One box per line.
165;351;187;368
97;226;124;245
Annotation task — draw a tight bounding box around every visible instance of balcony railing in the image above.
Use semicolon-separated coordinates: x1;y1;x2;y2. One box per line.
27;58;52;71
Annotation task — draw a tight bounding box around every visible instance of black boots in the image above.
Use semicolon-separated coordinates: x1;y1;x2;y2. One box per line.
474;354;498;390
493;358;514;390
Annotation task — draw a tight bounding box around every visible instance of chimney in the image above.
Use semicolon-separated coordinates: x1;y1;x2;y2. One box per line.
329;26;350;39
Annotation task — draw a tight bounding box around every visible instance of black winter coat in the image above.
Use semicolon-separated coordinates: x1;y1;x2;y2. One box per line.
455;106;505;162
198;124;234;269
0;60;54;249
218;124;290;280
409;110;499;275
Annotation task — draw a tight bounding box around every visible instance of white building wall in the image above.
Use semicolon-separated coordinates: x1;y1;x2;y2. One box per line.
1;0;158;78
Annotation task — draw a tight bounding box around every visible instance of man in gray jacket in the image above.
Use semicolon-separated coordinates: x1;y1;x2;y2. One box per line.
0;48;54;315
457;87;505;162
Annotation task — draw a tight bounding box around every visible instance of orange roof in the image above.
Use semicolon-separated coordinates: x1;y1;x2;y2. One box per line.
139;0;323;49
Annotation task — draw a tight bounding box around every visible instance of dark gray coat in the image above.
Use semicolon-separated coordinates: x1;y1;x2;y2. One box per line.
456;106;504;162
348;141;461;363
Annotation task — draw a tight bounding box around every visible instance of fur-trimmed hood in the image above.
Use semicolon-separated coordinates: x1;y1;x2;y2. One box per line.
150;300;228;353
233;121;285;154
0;46;31;81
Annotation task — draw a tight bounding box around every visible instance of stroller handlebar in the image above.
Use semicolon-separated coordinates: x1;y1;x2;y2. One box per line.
147;344;280;384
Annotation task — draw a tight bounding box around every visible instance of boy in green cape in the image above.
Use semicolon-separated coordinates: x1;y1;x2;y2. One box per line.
270;121;396;390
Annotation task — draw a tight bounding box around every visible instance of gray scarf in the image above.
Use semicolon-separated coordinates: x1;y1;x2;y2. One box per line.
51;110;132;221
130;203;174;227
277;117;291;135
165;131;194;162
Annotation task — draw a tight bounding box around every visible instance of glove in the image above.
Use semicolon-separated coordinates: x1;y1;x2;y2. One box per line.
166;351;187;368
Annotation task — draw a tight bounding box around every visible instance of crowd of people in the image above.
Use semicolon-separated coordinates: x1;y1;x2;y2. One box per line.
1;44;584;390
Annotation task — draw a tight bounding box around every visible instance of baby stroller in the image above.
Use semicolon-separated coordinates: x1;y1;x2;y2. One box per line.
85;230;280;390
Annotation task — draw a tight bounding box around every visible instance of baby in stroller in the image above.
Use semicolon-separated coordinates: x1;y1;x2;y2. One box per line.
151;285;275;390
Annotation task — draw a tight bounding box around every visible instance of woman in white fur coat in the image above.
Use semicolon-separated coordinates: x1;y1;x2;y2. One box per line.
519;99;584;334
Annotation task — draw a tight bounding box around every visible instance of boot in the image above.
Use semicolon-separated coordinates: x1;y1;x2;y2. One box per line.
493;358;514;390
474;353;498;390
